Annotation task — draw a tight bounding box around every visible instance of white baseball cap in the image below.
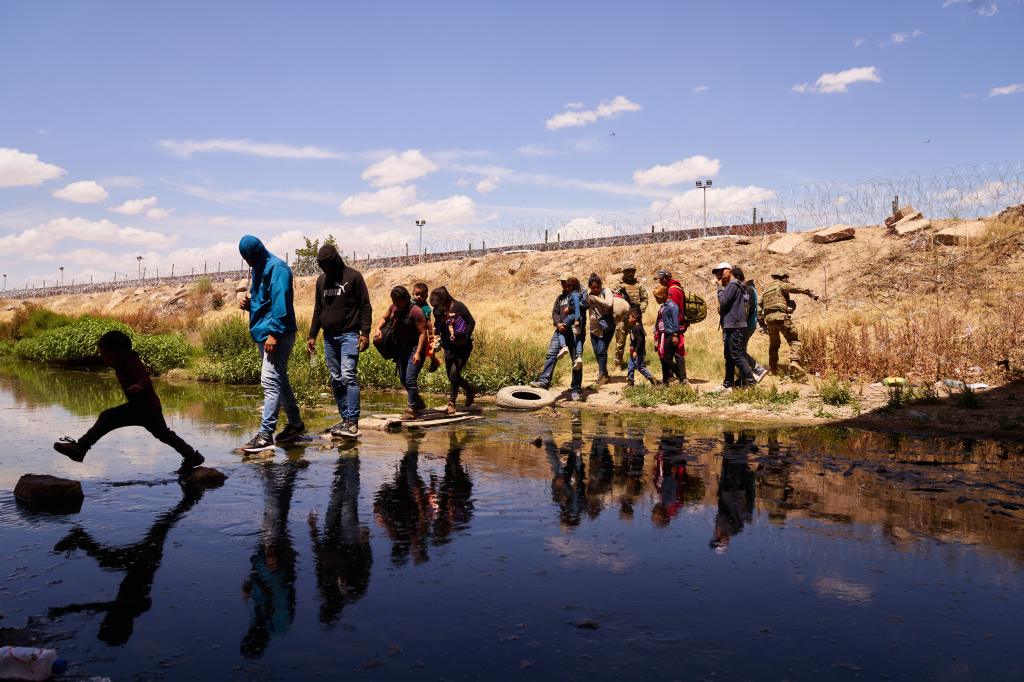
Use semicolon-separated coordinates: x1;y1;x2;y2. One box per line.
712;261;732;274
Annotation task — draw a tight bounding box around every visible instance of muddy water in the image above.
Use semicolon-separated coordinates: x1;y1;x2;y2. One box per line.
2;364;1023;680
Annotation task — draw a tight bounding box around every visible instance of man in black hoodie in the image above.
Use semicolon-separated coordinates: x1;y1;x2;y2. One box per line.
306;244;373;438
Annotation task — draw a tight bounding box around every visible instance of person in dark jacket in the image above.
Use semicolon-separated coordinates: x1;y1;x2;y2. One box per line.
625;307;658;386
53;330;204;473
429;287;478;415
729;266;767;384
531;274;585;401
374;286;429;419
306;244;372;439
238;235;304;451
713;262;754;391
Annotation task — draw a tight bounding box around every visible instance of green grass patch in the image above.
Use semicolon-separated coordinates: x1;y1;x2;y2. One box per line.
818;376;854;406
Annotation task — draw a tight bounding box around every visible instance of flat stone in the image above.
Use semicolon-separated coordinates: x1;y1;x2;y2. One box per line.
811;224;856;244
892;218;932;237
14;474;84;512
934;220;988;245
885;205;918;228
184;466;227;487
767;232;804;255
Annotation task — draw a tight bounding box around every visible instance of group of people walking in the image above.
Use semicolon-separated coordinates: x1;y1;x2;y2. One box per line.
530;258;819;400
52;236;818;467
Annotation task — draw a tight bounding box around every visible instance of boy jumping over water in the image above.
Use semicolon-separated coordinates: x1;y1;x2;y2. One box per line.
53;330;205;474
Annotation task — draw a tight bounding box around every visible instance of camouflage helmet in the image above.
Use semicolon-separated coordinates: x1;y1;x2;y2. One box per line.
621;261;637;272
771;269;790;280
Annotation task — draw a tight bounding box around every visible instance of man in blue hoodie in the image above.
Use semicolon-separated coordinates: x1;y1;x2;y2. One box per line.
238;235;305;451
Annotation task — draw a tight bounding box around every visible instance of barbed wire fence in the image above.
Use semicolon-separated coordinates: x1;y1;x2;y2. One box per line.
5;162;1022;299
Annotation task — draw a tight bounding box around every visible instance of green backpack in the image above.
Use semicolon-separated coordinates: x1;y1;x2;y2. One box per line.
683;292;707;324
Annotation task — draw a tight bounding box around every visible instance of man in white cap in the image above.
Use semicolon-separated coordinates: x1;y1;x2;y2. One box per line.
713;262;754;391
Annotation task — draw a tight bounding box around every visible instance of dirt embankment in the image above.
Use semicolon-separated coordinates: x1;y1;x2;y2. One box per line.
5;209;1024;439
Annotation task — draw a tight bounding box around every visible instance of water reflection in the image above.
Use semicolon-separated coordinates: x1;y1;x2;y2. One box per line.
241;460;302;659
48;481;208;645
710;432;757;552
307;446;372;626
373;431;475;565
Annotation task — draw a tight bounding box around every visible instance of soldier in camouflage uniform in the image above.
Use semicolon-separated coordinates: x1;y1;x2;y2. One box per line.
757;269;818;376
610;262;649;368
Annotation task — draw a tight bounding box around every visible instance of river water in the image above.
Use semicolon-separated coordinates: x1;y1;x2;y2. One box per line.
1;364;1022;680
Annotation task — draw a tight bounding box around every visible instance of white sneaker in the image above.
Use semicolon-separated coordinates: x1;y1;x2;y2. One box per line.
557;346;569;359
707;384;733;395
573;356;583;370
753;367;768;383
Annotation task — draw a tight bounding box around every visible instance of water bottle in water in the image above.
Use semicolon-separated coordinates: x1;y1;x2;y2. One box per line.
0;647;68;680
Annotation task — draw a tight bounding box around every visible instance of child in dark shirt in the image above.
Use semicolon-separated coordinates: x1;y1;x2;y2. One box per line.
626;307;658;386
53;330;204;473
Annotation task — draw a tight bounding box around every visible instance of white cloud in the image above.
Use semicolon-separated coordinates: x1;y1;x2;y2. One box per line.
110;196;158;215
361;149;438;187
170;182;343;206
691;85;710;94
651;185;777;216
988;83;1023;98
515;143;556;157
0;227;51;256
889;29;924;45
563;101;585;110
146;207;172;220
399;194;480;225
448;162;674;199
339;185;418;215
41;217;177;248
960;91;979;99
0;148;66;187
943;0;999;16
475;177;500;194
852;37;864;47
545;95;642;130
633;155;721;187
158;138;348;160
52;180;108;204
792;66;881;94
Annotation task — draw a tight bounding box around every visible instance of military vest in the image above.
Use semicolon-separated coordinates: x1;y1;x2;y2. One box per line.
760;281;789;317
615;280;646;309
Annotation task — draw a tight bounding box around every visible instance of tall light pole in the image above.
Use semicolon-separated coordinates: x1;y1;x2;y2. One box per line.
415;219;426;263
695;179;712;235
59;267;64;286
2;274;6;291
137;255;143;279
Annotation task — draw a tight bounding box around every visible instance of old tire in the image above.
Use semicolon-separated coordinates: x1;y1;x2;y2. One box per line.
496;385;556;410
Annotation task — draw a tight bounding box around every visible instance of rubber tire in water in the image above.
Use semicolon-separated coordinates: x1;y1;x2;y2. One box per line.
495;385;556;410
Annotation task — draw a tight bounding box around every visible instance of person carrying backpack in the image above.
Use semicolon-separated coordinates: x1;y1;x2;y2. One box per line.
656;269;688;382
729;266;767;384
374;286;429;418
712;262;754;392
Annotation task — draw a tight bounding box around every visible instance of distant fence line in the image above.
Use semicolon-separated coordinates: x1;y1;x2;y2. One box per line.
3;219;786;300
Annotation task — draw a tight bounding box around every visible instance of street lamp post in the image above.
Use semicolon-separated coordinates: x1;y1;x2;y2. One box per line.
59;267;64;287
2;274;6;291
695;180;712;235
136;256;144;280
415;219;426;263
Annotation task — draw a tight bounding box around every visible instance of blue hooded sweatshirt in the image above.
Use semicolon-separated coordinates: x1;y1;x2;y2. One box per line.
239;235;297;343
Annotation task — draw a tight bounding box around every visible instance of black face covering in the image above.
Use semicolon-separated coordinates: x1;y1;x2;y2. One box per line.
316;244;345;278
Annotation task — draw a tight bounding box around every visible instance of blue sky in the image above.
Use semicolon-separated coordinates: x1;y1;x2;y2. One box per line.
1;0;1021;287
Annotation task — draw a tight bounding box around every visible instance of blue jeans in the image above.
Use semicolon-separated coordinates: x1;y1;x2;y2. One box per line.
324;331;361;422
395;346;423;408
591;325;615;378
538;329;583;392
258;331;301;436
627;355;655;383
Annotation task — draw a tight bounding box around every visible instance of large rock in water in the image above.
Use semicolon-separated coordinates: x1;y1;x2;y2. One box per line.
184;467;227;488
933;220;988;245
811;225;856;244
14;474;84;512
767;232;805;255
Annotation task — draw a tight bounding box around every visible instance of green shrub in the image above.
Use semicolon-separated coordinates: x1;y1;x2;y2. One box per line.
0;304;76;341
622;382;701;407
819;376;854;406
131;333;192;374
951;385;981;409
14;317;130;365
193;276;213;295
726;384;800;407
202;318;254;360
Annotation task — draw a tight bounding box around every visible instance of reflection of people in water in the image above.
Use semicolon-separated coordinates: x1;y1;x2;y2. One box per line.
585;414;612;520
373;430;475;564
241;460;302;659
308;448;372;626
544;410;587;528
651;432;704;527
48;481;207;646
710;431;757;553
613;425;648;520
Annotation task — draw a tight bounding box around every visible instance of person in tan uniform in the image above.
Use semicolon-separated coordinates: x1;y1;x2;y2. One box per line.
757;269;818;376
609;262;649;368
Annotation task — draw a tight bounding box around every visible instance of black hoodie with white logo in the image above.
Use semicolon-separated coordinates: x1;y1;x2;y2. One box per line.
308;244;373;339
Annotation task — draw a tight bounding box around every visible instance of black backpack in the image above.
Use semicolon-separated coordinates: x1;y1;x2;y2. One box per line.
373;316;399;360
